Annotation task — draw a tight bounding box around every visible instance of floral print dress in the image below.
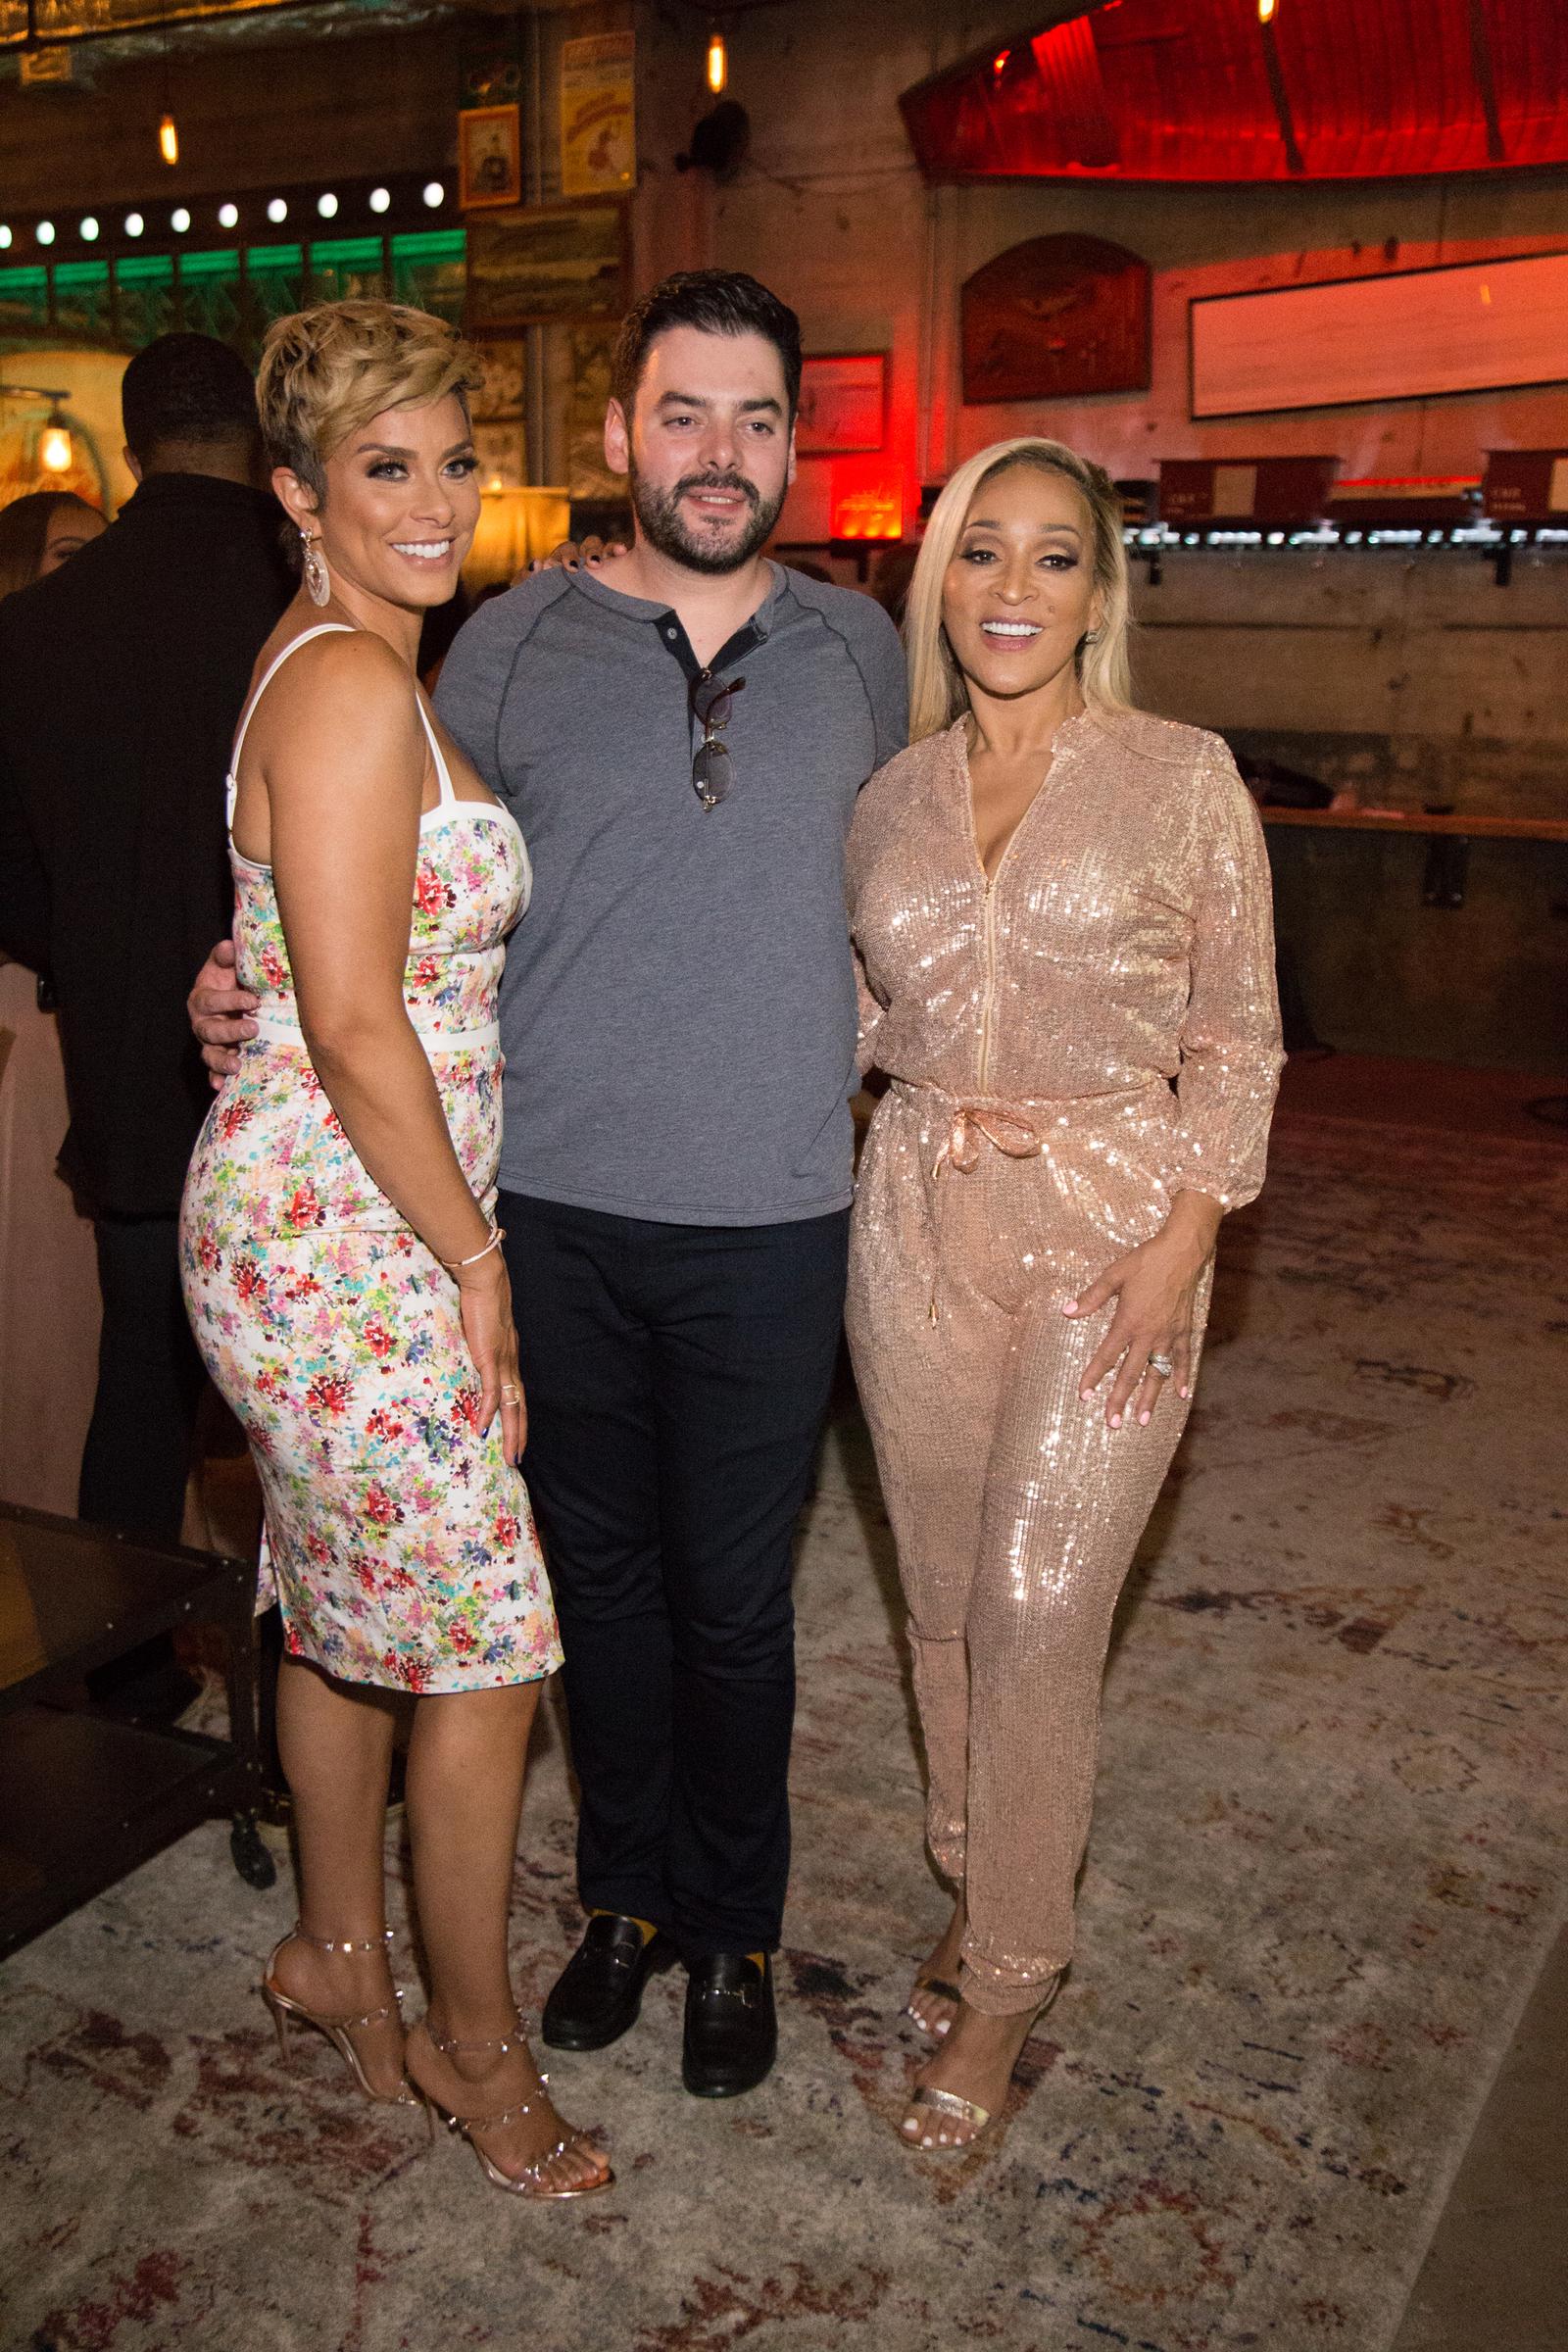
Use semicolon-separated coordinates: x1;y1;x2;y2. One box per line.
180;623;562;1693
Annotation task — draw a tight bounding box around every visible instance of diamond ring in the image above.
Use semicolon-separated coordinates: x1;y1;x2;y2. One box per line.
1147;1352;1174;1379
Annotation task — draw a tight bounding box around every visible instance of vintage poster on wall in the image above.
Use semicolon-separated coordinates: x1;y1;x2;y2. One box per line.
566;325;621;502
561;32;636;197
469;337;526;491
459;105;523;211
466;201;630;329
961;235;1151;404
795;355;887;455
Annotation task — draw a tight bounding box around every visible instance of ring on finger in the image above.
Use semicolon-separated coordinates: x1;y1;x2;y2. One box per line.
500;1383;522;1401
1147;1352;1175;1379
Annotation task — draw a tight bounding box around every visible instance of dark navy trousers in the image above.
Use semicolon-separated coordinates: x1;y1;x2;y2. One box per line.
501;1192;850;1958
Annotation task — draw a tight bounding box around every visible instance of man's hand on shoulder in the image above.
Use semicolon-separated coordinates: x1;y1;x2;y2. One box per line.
189;936;258;1085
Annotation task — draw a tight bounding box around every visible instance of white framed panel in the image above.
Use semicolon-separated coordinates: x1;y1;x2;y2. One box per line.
1191;252;1568;418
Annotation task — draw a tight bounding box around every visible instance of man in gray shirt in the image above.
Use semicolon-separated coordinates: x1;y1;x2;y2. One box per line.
439;274;904;2096
197;270;906;2096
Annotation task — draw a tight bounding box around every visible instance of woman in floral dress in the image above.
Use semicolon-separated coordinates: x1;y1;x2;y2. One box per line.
180;301;610;2199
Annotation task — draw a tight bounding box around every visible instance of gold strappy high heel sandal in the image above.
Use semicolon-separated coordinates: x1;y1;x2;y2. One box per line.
262;1924;418;2108
901;1972;1063;2152
408;2015;613;2200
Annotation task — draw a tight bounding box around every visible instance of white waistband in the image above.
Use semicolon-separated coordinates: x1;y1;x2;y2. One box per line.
248;1007;500;1054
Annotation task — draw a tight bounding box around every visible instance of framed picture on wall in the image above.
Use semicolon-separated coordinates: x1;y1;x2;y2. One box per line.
1190;250;1568;417
466;201;631;329
469;335;526;422
795;354;887;456
468;335;527;491
459;104;523;212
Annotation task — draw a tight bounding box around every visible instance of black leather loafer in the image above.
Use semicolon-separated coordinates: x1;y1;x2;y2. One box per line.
541;1914;675;2051
682;1952;777;2097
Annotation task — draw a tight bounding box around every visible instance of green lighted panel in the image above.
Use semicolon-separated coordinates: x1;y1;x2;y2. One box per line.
0;230;467;355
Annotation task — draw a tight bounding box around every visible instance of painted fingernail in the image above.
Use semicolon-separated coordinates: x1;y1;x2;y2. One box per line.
1139;1410;1151;1425
1109;1413;1121;1429
1062;1299;1078;1315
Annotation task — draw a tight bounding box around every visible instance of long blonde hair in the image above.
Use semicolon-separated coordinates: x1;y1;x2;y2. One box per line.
905;437;1133;744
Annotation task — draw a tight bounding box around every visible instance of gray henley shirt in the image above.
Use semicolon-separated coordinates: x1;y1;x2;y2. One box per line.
433;561;907;1226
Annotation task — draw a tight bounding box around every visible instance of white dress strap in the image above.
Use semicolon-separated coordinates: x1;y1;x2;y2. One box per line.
416;693;457;808
230;621;357;775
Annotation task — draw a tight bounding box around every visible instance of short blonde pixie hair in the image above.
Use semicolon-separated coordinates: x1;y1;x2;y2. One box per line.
905;437;1134;743
257;299;480;502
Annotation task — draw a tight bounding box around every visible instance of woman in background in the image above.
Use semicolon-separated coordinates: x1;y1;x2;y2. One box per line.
848;437;1282;2150
180;300;609;2200
0;489;105;598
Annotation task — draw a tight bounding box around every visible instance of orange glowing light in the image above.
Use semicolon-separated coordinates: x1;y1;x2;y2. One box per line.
993;47;1010;75
39;419;73;472
1257;0;1277;20
707;31;727;94
159;110;179;166
830;460;906;543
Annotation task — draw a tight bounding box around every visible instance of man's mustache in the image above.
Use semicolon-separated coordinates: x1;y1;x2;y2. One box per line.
674;471;760;511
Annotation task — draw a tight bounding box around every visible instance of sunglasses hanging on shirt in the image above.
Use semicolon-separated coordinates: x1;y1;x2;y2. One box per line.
690;672;746;809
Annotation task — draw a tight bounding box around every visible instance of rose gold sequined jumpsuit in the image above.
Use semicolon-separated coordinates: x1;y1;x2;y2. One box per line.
846;710;1282;2015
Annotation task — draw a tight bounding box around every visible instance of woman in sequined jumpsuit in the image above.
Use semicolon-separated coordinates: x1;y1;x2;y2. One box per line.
846;439;1283;2148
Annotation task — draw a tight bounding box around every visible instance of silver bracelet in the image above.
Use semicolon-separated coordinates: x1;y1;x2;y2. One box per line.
442;1222;504;1273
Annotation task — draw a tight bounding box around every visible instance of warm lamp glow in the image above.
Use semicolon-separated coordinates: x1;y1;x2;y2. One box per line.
707;30;727;94
40;419;73;474
829;459;906;543
159;111;178;167
1258;0;1277;19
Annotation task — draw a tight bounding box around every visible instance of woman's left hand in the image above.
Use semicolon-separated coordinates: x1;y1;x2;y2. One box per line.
1064;1192;1224;1429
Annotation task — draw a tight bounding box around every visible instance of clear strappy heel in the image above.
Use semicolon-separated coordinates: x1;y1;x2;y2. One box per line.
261;1924;417;2108
407;2014;613;2200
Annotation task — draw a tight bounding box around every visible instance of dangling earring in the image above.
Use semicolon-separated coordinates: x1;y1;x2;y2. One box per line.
301;527;330;608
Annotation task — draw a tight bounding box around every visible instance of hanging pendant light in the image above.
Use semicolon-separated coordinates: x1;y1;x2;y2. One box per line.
39;409;74;473
159;110;179;166
707;28;728;95
1258;0;1278;20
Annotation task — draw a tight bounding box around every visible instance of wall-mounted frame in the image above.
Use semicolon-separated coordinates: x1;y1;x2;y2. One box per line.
459;104;523;213
465;199;630;330
468;333;526;491
1191;250;1568;419
962;235;1150;404
795;353;887;456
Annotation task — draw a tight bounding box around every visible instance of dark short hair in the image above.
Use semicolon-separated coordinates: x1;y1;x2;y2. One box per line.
610;270;803;421
121;332;260;462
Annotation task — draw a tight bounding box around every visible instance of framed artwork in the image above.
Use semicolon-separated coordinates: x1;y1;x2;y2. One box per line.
467;335;527;492
1191;251;1568;418
466;200;631;330
561;31;637;197
566;324;622;503
795;354;887;456
469;336;525;421
961;235;1151;405
459;104;523;213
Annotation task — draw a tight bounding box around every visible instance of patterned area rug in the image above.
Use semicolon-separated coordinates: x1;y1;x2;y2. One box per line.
3;1110;1564;2352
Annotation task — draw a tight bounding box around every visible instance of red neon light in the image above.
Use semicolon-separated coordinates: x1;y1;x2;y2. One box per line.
900;1;1568;183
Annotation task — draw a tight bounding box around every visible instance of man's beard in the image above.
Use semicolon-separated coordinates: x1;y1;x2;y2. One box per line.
628;460;785;576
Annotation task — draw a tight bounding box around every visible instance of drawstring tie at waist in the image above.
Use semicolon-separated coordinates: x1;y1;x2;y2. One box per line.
907;1086;1053;1323
930;1102;1045;1180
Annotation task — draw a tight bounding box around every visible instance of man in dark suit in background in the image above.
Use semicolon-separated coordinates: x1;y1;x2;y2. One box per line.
0;334;291;1601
